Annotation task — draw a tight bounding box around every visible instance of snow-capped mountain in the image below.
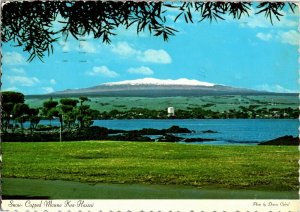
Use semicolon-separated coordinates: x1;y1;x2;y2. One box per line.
51;78;270;97
103;78;215;87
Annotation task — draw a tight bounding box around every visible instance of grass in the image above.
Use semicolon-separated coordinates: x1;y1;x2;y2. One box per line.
2;141;298;192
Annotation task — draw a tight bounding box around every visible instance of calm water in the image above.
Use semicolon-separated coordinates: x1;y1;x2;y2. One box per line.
29;119;298;145
92;119;298;145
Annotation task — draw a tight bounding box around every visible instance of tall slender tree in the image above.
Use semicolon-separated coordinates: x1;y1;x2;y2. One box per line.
42;97;59;126
59;98;79;129
77;96;91;129
1;91;25;132
28;108;40;133
12;103;30;131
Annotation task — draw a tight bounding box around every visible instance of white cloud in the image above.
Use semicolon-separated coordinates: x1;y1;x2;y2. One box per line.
59;41;71;52
137;49;172;64
77;41;97;53
115;25;149;38
127;66;154;75
256;84;297;93
6;76;40;87
256;32;272;41
111;42;138;56
239;8;298;29
278;30;299;46
111;41;172;64
2;86;18;92
87;66;119;78
241;16;273;28
166;14;181;23
11;68;26;74
50;79;57;85
59;39;98;53
3;52;27;65
42;87;55;94
255;30;299;46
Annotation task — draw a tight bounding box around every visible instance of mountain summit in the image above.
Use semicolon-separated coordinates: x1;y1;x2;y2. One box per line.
103;78;215;87
51;78;270;97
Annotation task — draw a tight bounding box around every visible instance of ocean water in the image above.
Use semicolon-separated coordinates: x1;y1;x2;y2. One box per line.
25;119;298;145
93;119;299;145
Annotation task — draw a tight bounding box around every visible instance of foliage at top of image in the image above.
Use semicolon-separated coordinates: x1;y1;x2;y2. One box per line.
2;1;297;62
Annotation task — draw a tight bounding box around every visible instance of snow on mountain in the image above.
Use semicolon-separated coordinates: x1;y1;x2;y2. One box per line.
48;77;277;97
103;78;215;87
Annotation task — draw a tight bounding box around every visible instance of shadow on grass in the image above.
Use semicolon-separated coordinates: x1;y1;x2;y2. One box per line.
2;178;298;199
2;195;50;200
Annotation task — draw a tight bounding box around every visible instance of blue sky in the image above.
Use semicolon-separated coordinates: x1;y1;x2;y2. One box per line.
2;5;299;94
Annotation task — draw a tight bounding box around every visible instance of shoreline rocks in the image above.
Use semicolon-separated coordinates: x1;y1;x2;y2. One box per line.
202;130;218;133
184;138;217;143
3;125;297;146
258;136;298;146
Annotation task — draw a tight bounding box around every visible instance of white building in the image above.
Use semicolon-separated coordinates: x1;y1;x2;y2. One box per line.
167;107;175;117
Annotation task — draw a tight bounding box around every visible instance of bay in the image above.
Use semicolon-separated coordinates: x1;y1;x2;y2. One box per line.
93;119;298;145
26;119;298;145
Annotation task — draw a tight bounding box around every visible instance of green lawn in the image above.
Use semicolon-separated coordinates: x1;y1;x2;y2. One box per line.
2;141;298;192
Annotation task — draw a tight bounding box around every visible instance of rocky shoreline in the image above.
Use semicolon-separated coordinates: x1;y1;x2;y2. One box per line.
259;136;298;146
2;125;298;145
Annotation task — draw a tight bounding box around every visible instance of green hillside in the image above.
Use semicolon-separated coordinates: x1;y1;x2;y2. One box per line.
26;95;298;113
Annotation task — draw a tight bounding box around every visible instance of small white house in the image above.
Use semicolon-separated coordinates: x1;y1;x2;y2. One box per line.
167;107;175;117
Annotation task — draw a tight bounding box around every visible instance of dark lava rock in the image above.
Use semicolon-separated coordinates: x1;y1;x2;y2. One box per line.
259;135;299;146
138;128;164;135
184;138;217;143
202;130;218;133
1;132;55;142
127;125;193;136
108;129;126;134
157;134;183;142
81;126;109;138
165;125;192;133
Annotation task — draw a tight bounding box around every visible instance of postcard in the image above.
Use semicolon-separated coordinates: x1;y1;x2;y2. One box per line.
1;1;299;211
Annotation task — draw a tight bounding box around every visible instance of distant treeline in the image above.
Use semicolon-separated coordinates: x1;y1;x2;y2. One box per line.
97;106;298;119
2;91;298;135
